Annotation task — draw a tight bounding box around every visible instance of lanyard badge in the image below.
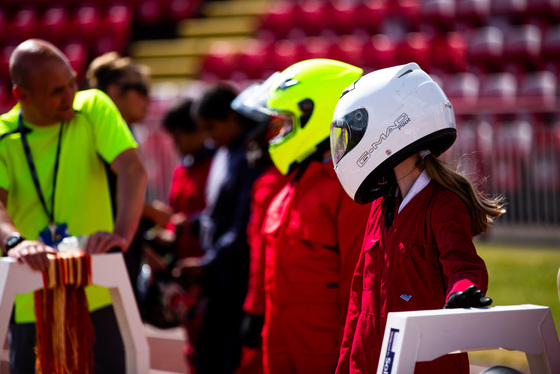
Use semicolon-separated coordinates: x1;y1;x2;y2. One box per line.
18;112;68;247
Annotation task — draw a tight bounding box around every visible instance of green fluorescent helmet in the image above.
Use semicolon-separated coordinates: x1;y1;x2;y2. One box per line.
266;59;363;175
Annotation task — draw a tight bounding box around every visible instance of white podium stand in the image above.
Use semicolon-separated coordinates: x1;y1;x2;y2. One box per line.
0;253;150;374
377;305;560;374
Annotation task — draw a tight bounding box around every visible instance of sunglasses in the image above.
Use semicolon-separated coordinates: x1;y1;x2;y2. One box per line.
118;82;149;97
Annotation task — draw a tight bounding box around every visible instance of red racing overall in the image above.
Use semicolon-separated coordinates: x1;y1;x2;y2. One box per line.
262;161;371;374
336;180;488;374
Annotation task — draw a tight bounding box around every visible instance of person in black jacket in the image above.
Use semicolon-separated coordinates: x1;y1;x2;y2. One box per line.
173;83;262;374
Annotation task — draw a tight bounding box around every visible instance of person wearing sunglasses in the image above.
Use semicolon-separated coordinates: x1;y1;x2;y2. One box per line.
86;51;150;125
86;52;174;313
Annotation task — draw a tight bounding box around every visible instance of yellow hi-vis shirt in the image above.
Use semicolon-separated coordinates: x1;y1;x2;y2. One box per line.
0;89;138;323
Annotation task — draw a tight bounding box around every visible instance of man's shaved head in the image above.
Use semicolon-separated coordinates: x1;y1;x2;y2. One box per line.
9;39;71;89
10;39;77;126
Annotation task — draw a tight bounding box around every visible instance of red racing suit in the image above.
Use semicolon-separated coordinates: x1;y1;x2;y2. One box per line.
336;180;489;374
236;165;289;374
261;161;371;374
244;165;290;316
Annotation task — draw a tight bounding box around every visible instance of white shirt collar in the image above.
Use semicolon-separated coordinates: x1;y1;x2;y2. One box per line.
397;169;431;214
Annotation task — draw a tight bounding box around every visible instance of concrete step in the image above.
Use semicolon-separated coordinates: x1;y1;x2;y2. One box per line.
130;37;253;80
177;16;257;38
201;0;270;18
135;55;200;79
131;36;253;58
129;0;272;82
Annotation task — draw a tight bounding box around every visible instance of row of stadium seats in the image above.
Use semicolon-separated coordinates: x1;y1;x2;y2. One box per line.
0;0;199;25
0;0;203;85
256;22;560;74
199;33;560;89
257;0;560;41
0;4;132;54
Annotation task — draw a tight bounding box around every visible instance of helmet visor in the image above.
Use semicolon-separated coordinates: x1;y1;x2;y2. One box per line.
330;107;368;165
230;72;281;121
268;112;295;145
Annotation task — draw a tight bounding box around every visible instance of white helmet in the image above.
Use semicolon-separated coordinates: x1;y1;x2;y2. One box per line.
330;62;456;204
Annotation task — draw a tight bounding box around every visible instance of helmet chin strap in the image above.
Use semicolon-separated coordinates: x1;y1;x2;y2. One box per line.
396;165;420;182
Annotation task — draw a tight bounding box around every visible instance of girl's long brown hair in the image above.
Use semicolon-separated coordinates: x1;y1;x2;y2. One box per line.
421;154;506;237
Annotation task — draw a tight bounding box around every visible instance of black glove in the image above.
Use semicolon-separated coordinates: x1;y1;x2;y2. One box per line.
239;313;265;348
444;285;493;309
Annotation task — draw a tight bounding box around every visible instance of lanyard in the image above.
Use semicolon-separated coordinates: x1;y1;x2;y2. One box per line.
18;112;64;225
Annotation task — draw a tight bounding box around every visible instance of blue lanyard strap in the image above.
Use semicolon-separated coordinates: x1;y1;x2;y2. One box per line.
18;112;64;224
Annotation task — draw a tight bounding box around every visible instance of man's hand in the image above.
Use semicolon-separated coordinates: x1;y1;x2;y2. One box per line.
7;241;57;272
444;285;493;309
84;231;128;254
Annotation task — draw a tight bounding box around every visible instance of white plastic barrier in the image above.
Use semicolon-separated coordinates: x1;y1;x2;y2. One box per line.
378;304;560;374
0;253;149;374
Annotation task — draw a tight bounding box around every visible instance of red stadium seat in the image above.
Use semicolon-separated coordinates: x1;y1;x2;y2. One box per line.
234;40;270;80
503;24;542;69
455;0;491;28
526;0;560;20
390;0;421;29
166;0;201;22
0;77;15;113
479;72;518;106
355;0;388;35
490;0;527;17
71;5;102;44
362;34;397;71
258;2;297;41
63;42;88;84
467;26;504;72
267;39;300;72
198;43;237;81
420;0;456;32
105;4;132;51
518;70;557;108
9;7;38;42
396;32;431;71
432;32;468;72
0;44;16;82
327;35;365;66
296;0;328;37
0;10;7;45
541;25;560;64
325;0;358;35
135;0;163;25
444;72;480;107
39;6;70;45
299;36;331;61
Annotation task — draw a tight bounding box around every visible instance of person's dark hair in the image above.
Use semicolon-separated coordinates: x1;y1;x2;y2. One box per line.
162;99;197;133
86;51;148;93
192;83;239;121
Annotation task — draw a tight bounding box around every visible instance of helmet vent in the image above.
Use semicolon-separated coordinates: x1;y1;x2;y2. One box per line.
277;78;299;91
298;99;314;128
398;69;413;78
